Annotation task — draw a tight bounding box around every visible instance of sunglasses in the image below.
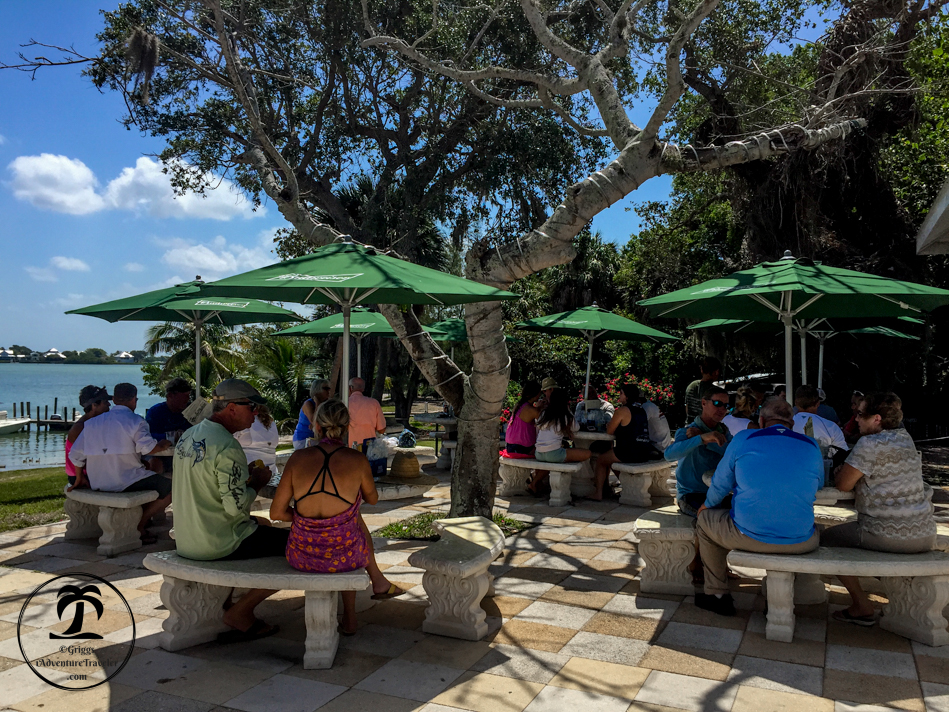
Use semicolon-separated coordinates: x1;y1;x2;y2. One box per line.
708;399;728;408
232;401;259;411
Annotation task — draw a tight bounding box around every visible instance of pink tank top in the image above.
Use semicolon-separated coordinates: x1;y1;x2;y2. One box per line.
505;403;537;447
64;439;76;479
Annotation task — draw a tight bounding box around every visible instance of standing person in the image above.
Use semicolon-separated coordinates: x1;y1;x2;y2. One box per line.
271;399;404;636
68;383;173;543
684;357;722;422
347;377;386;450
722;387;759;436
145;377;192;440
527;388;591;494
694;398;823;616
292;379;331;449
235;404;280;476
792;385;848;453
172;379;286;642
505;380;543;457
66;385;111;489
592;384;667;501
824;392;936;625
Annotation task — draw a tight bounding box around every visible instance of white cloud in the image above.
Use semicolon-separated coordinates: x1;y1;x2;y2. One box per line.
0;134;7;145
160;235;274;280
25;266;57;282
104;157;260;221
51;256;90;272
8;154;106;215
124;262;145;272
6;154;262;221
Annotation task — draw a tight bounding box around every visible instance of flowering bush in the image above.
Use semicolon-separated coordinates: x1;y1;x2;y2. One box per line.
576;373;675;408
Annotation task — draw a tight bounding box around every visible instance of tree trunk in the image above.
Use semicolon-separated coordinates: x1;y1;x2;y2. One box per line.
372;339;390;402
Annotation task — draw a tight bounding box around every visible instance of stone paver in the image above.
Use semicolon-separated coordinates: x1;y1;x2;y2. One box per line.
2;474;947;712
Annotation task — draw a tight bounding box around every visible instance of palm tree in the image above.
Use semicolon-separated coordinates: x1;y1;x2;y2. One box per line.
543;229;621;311
243;337;321;426
51;585;104;640
145;322;245;391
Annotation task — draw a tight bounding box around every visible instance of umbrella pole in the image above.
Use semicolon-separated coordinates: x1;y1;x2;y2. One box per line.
818;336;825;390
195;319;202;396
584;334;594;400
342;305;351;409
782;314;794;406
800;330;807;386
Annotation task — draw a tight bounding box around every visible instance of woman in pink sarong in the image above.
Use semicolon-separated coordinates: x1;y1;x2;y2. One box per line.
270;399;401;635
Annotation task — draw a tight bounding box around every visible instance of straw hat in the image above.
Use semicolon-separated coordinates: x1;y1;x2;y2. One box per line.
383;452;439;486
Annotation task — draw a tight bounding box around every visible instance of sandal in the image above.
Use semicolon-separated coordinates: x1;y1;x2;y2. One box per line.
217;619;280;644
140;533;158;546
371;583;406;600
832;609;877;627
337;623;357;637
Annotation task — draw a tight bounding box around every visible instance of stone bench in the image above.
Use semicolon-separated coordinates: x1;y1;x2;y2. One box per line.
143;550;370;669
497;457;583;506
408;516;504;641
64;487;159;556
612;461;672;507
729;547;949;646
632;505;695;595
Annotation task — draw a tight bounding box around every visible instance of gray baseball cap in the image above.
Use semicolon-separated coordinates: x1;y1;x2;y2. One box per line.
212;379;266;405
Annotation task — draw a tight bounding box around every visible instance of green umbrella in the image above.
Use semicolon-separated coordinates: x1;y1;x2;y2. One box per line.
427;317;518;361
203;240;518;405
689;317;921;388
274;307;446;378
515;305;677;399
641;252;949;401
67;284;303;393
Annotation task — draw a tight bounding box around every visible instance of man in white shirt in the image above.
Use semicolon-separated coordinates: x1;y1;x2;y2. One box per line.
792;385;849;453
69;383;173;543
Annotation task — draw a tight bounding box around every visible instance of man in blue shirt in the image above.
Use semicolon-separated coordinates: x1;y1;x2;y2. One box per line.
665;386;733;517
695;397;823;616
146;378;193;440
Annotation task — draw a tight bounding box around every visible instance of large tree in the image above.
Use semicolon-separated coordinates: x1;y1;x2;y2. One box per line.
6;0;936;516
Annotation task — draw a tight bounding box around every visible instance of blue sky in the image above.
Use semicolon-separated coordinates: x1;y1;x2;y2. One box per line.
0;1;671;353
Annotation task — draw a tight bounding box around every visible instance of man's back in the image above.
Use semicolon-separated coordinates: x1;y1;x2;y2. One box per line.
792;411;848;452
146;401;191;440
714;425;823;544
348;391;385;446
172;418;257;560
71;406;155;492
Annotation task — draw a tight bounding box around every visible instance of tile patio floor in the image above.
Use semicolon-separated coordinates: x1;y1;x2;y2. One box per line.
1;474;948;712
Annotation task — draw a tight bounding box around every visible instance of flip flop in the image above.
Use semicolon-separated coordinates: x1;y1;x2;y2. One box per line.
832;609;877;627
371;583;406;600
140;533;158;546
217;619;280;644
337;623;357;637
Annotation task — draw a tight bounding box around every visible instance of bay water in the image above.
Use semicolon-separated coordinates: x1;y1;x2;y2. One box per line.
0;364;161;471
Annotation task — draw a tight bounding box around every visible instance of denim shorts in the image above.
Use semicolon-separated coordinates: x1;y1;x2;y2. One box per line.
535;448;567;463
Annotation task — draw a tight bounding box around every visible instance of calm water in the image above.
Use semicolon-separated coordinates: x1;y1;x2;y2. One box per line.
0;364;161;471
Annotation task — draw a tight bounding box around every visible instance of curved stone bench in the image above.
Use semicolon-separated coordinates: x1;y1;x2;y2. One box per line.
497;457;582;506
64;487;159;556
612;461;672;507
633;505;695;595
408;516;504;641
728;547;949;646
144;551;369;669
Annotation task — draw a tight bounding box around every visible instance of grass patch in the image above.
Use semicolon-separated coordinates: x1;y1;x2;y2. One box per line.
0;467;67;532
373;510;532;540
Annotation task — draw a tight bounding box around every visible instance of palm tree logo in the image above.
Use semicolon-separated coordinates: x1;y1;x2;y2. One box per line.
49;585;104;640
